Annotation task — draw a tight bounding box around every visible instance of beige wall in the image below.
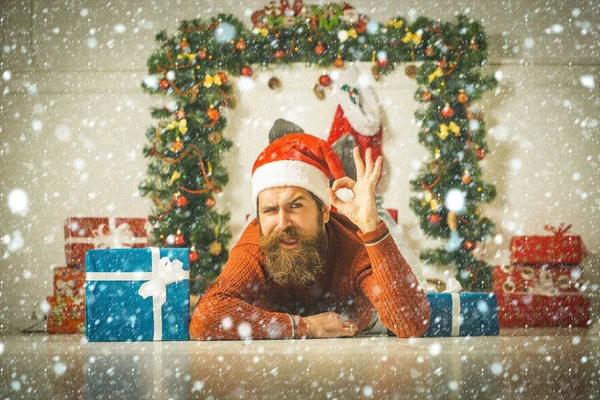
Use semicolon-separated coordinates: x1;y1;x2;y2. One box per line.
1;0;598;332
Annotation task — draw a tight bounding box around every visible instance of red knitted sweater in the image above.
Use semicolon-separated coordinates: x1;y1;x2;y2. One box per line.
190;213;430;340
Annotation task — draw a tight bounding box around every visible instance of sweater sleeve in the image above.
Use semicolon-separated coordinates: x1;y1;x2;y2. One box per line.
354;221;430;337
189;245;308;340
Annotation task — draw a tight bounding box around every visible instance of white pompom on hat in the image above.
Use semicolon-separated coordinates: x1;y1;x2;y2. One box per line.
252;133;346;210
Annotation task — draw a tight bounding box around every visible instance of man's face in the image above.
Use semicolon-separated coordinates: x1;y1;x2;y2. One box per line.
257;187;330;286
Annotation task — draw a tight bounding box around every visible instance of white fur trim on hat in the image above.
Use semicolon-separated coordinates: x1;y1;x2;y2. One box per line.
252;160;330;210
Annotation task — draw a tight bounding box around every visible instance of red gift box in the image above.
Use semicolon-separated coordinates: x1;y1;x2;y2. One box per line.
53;266;86;300
493;264;583;294
496;293;590;328
47;296;85;334
64;217;148;265
511;224;585;265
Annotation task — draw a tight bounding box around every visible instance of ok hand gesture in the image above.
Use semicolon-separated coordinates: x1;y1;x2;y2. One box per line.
328;147;382;233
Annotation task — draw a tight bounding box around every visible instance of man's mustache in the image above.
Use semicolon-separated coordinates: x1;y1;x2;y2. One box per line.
262;226;305;247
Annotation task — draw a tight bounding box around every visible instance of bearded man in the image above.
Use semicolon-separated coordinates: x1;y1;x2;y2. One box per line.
190;133;430;340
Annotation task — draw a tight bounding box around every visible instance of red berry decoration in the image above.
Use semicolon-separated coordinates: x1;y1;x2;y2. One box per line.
180;40;189;50
475;148;486;160
174;234;185;246
175;195;188;208
422;91;432;101
319;74;332;87
205;197;216;208
461;173;472;184
463;241;476;251
197;49;208;60
217;72;227;85
334;56;344;68
240;65;253;77
440;104;454;119
314;42;326;55
428;214;441;224
457;90;468;104
275;49;286;58
189;250;199;263
159;79;169;91
206;108;220;121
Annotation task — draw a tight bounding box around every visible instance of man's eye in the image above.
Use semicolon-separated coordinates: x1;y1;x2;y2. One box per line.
291;203;302;208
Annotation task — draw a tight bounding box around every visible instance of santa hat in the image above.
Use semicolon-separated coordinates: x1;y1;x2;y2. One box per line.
252;133;345;210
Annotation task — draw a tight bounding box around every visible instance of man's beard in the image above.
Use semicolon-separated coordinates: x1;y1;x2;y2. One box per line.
259;225;328;287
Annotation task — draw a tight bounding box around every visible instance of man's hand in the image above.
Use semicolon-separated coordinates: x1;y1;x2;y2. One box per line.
328;147;382;233
301;312;359;338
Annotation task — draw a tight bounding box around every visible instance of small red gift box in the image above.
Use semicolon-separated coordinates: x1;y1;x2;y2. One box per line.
64;217;148;265
47;296;85;334
496;293;590;328
511;224;585;265
493;264;583;294
53;266;85;300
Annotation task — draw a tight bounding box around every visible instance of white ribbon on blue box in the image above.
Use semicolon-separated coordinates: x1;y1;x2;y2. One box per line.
423;278;500;337
85;247;190;342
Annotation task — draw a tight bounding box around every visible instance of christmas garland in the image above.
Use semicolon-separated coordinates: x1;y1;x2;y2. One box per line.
140;1;497;293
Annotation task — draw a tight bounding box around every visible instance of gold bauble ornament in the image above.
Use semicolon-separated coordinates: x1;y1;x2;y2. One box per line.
209;241;222;256
405;65;418;79
208;131;222;144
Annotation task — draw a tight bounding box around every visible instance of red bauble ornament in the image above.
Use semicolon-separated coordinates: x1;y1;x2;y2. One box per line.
240;66;253;77
319;74;332;87
376;58;388;68
205;197;216;208
463;241;476;251
197;49;208;60
428;214;441;225
275;49;286;58
461;173;472;184
438;59;447;69
189;250;199;263
217;72;227;85
422;91;432;101
180;40;189;50
174;234;185;246
159;79;169;91
314;42;326;55
235;40;246;51
457;90;468;104
175;195;188;208
440;104;454;119
334;56;344;68
176;109;186;120
206;108;220;121
475;148;486;160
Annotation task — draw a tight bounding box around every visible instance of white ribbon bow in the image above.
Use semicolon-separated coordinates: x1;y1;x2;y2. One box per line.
138;249;189;340
442;277;463;336
93;222;134;249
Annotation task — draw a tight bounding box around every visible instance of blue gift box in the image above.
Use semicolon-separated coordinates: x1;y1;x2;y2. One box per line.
423;292;500;337
85;247;190;342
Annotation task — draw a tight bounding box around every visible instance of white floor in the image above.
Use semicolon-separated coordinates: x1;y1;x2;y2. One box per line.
1;328;599;399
